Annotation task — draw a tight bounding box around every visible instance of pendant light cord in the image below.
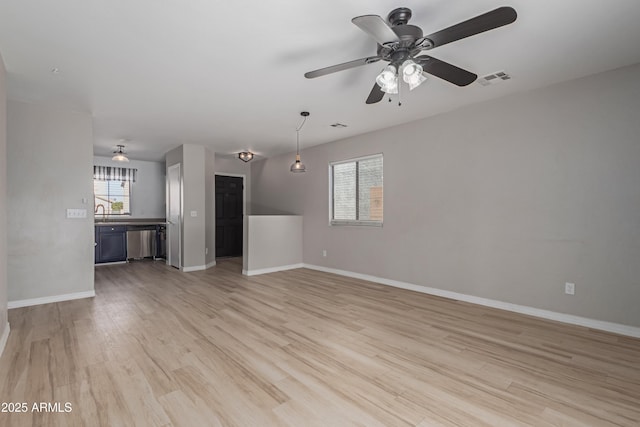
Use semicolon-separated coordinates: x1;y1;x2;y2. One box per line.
295;115;308;155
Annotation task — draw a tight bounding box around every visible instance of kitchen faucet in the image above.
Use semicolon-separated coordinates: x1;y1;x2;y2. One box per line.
95;204;106;222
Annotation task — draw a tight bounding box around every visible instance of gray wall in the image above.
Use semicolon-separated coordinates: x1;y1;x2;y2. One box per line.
166;144;215;269
0;52;8;346
183;144;206;269
93;156;165;219
252;63;640;328
245;215;302;273
7;100;94;302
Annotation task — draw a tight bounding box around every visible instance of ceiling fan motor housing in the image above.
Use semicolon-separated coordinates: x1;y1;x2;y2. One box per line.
377;22;425;62
387;7;412;26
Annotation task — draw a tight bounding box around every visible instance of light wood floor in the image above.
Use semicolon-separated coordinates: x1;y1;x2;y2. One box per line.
1;259;639;426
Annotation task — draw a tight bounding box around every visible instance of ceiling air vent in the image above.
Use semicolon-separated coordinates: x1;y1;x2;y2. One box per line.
478;71;512;86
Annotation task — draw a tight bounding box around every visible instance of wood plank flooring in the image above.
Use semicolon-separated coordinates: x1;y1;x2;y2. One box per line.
1;258;639;426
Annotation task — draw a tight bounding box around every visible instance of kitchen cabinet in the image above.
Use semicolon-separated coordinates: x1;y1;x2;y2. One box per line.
95;225;127;263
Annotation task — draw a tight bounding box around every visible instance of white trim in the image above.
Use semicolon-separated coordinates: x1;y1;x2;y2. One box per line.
242;263;304;276
330;220;383;227
329;152;383;166
8;290;96;309
0;323;10;358
181;265;206;272
303;264;640;339
206;260;217;269
167;163;182;270
329;153;383;227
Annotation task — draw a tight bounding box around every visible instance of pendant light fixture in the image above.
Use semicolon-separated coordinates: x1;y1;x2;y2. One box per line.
238;151;254;162
112;144;129;162
290;111;309;173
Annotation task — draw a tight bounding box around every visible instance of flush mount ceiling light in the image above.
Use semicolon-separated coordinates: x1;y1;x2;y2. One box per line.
290;111;309;173
238;151;254;162
112;144;129;162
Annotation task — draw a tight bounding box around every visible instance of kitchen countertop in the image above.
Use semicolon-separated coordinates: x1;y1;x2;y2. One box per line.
95;218;166;226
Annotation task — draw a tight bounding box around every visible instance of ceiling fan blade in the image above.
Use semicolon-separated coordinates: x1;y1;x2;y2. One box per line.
305;56;381;79
366;83;385;104
352;15;400;45
416;56;477;86
423;7;517;48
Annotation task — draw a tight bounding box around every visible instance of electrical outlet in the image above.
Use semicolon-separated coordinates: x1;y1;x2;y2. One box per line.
565;282;575;295
322;250;327;257
205;248;208;255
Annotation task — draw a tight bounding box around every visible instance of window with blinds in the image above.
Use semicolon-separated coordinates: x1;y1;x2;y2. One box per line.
330;154;383;226
93;180;131;216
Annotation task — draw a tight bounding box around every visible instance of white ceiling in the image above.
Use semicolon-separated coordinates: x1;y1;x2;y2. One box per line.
1;0;640;162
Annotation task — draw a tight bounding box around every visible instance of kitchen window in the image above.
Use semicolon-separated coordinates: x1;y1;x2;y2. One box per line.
330;154;383;226
93;166;136;217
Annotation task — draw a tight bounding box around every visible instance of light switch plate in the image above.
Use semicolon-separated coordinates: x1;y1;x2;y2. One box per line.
67;208;87;219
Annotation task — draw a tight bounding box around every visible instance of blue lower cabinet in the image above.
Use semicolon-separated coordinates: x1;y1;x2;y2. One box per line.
95;226;127;263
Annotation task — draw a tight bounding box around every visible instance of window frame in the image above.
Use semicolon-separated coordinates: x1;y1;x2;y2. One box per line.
93;179;133;217
329;153;383;227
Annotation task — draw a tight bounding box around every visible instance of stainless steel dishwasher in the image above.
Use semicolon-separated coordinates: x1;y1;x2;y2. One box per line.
126;225;157;259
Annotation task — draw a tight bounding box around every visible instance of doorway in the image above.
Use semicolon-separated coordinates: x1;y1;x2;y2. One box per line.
167;163;181;269
215;175;244;258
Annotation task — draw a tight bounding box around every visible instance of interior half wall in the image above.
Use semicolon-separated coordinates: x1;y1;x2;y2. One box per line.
251;63;640;328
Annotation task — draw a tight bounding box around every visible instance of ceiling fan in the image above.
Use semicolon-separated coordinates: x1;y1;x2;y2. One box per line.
305;6;517;104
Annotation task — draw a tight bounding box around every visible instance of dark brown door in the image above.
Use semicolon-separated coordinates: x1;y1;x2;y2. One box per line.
215;175;243;258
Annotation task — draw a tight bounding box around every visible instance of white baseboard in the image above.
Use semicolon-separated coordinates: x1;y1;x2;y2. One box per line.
303;264;640;339
243;263;304;276
8;290;96;309
0;323;10;358
182;265;206;272
182;260;216;272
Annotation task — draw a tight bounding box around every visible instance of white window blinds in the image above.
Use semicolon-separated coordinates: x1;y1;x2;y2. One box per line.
330;154;383;226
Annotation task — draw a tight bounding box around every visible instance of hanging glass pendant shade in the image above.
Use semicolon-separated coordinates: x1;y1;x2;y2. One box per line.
290;111;309;173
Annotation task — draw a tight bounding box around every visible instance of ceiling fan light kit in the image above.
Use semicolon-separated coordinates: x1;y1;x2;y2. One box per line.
112;144;129;162
376;65;398;94
305;6;517;104
402;60;427;90
290;112;309;173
